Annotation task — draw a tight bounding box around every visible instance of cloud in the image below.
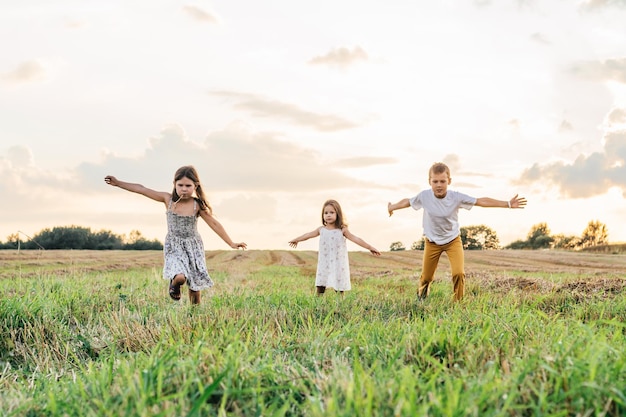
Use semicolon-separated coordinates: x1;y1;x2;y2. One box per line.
559;120;574;132
607;108;626;126
182;5;218;23
211;91;359;132
75;122;384;193
1;61;45;84
308;46;369;69
216;194;278;222
579;0;626;12
530;32;551;45
569;58;626;84
334;156;397;168
516;130;626;198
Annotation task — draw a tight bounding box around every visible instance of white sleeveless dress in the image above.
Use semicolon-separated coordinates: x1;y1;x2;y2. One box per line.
315;227;351;291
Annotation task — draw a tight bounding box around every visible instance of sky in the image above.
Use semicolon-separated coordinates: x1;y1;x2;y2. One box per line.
1;0;626;251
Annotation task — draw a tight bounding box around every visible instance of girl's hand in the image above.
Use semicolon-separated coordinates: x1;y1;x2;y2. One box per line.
288;241;298;248
387;202;393;217
104;175;118;186
231;242;247;249
370;248;381;256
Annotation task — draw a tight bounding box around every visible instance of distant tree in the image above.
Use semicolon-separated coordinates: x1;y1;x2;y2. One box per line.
389;241;406;251
460;225;500;250
0;226;161;250
90;230;123;250
411;239;425;250
579;220;608;249
30;226;91;249
506;239;528;250
526;222;554;249
0;233;20;249
552;234;580;250
505;222;553;250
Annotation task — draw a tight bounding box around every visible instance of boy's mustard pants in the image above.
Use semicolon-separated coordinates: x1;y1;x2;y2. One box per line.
419;235;465;301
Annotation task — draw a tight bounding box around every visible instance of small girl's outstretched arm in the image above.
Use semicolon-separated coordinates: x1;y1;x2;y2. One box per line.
343;228;381;256
288;228;320;248
475;194;527;209
104;175;169;204
388;198;410;217
199;210;247;249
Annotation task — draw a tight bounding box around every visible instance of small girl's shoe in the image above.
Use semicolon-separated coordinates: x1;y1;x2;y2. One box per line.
169;279;181;301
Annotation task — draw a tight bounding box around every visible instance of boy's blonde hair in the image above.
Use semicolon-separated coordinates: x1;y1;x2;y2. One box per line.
429;162;451;180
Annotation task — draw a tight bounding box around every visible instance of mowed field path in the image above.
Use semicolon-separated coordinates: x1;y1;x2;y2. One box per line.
2;248;626;278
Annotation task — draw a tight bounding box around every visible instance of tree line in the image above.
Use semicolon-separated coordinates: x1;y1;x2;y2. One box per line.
389;220;609;251
0;226;163;250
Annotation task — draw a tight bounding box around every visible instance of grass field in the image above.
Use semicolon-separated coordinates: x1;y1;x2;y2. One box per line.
1;249;625;416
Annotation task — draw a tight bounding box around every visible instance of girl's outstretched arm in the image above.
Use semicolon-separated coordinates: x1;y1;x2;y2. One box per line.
388;198;410;217
343;228;381;256
199;210;247;249
288;228;320;248
104;176;170;204
475;194;527;209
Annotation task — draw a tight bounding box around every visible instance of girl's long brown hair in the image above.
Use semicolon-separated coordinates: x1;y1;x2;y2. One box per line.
172;165;212;215
321;199;347;229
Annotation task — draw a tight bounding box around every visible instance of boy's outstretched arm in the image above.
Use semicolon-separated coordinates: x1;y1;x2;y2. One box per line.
388;198;410;217
475;194;527;209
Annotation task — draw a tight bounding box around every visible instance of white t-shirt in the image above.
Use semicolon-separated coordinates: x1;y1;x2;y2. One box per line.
410;190;476;245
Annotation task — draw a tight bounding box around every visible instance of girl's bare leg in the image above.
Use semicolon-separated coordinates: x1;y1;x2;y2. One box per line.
189;289;201;305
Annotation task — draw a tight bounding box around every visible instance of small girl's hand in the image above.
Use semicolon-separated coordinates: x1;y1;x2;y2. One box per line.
370;248;381;256
232;242;247;249
288;241;298;248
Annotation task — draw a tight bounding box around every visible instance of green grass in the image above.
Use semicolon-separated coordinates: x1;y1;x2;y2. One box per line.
0;250;625;416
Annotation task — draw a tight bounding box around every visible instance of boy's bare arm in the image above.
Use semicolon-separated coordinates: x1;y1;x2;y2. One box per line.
475;194;527;209
388;198;410;216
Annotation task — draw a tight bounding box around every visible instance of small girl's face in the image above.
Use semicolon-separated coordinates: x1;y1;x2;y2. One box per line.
175;176;196;198
323;205;337;226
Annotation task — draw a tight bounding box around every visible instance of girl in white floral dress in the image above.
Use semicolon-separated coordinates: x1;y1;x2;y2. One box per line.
289;199;380;295
105;166;246;304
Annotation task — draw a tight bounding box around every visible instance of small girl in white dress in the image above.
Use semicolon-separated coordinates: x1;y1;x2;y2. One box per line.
289;199;381;295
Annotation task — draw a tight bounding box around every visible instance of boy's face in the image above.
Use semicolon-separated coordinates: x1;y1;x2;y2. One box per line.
429;171;451;198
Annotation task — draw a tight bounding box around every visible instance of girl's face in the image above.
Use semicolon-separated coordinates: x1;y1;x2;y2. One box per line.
175;176;196;198
429;171;451;199
323;205;337;226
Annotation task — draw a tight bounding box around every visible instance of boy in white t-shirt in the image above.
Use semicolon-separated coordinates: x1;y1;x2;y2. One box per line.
387;162;527;301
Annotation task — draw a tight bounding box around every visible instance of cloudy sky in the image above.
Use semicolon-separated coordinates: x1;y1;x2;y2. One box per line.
1;0;626;251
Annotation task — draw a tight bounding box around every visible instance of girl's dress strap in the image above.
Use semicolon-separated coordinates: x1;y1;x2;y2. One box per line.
167;199;173;210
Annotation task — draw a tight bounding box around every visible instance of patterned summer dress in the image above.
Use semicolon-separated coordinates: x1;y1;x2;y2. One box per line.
315;227;351;291
162;199;213;291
